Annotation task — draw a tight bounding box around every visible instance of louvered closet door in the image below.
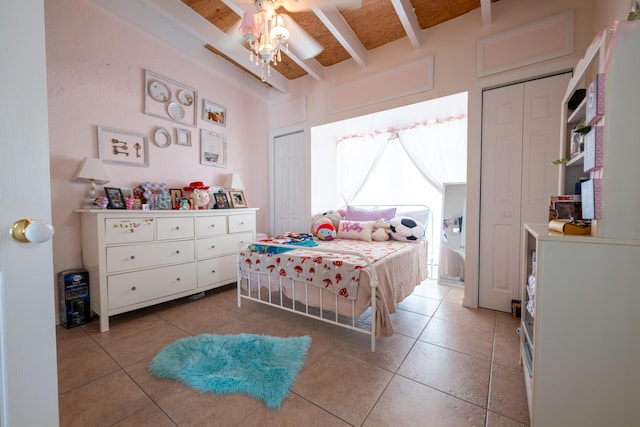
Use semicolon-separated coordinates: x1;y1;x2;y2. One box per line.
479;73;570;312
274;131;308;236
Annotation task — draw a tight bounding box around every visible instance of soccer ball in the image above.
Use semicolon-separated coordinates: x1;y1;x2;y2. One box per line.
389;217;425;242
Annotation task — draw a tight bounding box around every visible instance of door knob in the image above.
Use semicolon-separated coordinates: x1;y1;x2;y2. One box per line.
10;219;54;243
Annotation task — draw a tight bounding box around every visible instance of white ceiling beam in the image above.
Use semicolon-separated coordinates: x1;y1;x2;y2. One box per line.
391;0;422;49
312;6;367;67
480;0;493;26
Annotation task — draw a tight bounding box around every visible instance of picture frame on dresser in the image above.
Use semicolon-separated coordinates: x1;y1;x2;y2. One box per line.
104;187;126;209
213;191;230;209
229;190;247;208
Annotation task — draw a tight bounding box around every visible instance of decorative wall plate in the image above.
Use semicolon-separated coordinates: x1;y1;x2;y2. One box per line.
153;127;171;148
167;101;185;121
148;80;171;102
177;90;193;106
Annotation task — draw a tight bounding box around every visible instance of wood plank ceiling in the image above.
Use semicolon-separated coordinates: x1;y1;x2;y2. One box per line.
182;0;499;81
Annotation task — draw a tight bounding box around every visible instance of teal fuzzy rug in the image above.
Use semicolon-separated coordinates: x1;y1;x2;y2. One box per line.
148;333;311;409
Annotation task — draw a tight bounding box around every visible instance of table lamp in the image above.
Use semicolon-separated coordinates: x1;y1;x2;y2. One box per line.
223;173;245;190
73;157;110;208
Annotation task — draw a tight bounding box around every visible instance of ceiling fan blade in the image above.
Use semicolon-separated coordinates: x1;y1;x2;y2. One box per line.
280;14;323;59
282;0;362;13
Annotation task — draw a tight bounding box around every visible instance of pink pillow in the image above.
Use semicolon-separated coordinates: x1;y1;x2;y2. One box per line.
344;206;396;222
336;220;373;241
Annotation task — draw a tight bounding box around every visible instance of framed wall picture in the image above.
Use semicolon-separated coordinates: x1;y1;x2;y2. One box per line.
98;126;149;167
144;70;197;127
176;128;191;146
104;187;126;209
200;129;227;168
229;190;247;208
202;99;226;127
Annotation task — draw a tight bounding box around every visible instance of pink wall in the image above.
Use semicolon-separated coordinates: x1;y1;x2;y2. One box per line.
45;0;270;279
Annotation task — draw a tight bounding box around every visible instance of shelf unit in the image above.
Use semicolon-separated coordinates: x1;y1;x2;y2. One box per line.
522;21;640;426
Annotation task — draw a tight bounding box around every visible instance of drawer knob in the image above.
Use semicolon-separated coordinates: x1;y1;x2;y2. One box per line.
239;221;244;225
175;250;180;254
210;224;215;228
131;286;136;291
211;245;215;249
129;255;135;260
176;277;181;281
129;229;134;233
211;270;216;274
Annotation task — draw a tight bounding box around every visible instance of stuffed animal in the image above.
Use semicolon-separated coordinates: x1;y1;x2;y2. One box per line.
190;188;210;210
313;217;336;241
371;218;391;241
318;210;343;228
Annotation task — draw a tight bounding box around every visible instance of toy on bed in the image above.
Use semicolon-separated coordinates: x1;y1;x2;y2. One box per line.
389;217;425;242
313;217;336;240
371;218;391;241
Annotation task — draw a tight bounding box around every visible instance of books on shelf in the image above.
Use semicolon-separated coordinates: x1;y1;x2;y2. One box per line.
584;125;604;172
581;178;603;219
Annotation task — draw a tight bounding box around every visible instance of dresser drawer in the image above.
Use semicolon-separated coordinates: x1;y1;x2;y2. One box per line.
108;263;196;309
157;217;194;240
196;232;252;259
195;216;227;237
228;214;255;233
104;218;154;244
197;255;237;287
106;240;194;273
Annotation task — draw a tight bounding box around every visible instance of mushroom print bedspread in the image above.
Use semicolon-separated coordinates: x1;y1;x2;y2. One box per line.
239;239;409;300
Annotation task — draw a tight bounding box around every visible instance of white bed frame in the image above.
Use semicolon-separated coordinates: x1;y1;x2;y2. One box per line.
237;242;380;352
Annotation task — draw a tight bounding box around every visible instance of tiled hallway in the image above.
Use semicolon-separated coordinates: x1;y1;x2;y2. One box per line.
56;279;529;426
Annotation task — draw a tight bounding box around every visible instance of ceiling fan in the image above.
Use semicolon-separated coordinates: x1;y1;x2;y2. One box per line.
229;0;361;80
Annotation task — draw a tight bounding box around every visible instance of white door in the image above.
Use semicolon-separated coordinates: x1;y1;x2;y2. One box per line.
273;131;308;236
0;1;59;425
479;73;570;312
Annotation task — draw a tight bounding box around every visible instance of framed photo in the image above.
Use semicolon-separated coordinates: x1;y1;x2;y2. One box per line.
229;190;248;208
169;188;182;209
200;129;227;168
202;99;226;127
144;70;197;127
104;187;126;209
98;126;148;167
213;191;230;209
176;128;191;146
120;187;133;200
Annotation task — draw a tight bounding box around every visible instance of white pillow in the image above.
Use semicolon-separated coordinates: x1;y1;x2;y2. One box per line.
336;220;373;241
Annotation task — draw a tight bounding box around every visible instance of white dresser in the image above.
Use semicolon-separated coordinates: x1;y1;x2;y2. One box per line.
78;208;257;332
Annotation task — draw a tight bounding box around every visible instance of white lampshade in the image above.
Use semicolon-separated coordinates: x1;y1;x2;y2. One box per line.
73;157;110;184
223;173;245;190
73;157;110;208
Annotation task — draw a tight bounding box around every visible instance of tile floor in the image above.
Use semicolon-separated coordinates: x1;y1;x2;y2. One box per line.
56;279;529;426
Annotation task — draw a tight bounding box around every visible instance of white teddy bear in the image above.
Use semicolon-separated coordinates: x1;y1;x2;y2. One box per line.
371;218;391;241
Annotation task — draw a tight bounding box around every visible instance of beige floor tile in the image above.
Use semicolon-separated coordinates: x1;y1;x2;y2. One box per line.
111;403;177;427
396;294;442;316
492;320;523;370
58;370;151;427
123;356;183;401
154;297;243;335
443;285;465;304
433;301;496;331
486;410;529;426
488;363;530;424
238;393;350;426
98;323;189;368
155;384;261;426
82;309;170;345
388;307;431;338
363;375;487;426
419;317;494;360
293;350;393;425
398;340;491;407
57;337;120;394
411;280;451;300
332;329;416;372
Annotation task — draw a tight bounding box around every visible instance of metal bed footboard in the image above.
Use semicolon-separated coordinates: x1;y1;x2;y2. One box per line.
237;241;379;352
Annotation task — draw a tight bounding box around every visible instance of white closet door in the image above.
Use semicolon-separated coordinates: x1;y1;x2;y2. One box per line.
479;73;570;312
273;131;308;236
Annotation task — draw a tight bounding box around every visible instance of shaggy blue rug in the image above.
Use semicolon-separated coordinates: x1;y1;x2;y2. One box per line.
148;333;311;409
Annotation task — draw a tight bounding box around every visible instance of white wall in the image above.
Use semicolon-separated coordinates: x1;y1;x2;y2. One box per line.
45;0;270;313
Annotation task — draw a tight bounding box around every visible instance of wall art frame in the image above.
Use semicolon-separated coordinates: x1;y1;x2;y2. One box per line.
144;70;197;128
202;99;226;127
98;126;149;167
176;128;191;146
200;129;227;168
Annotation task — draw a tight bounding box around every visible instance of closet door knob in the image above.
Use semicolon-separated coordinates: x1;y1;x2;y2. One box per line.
131;286;137;291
